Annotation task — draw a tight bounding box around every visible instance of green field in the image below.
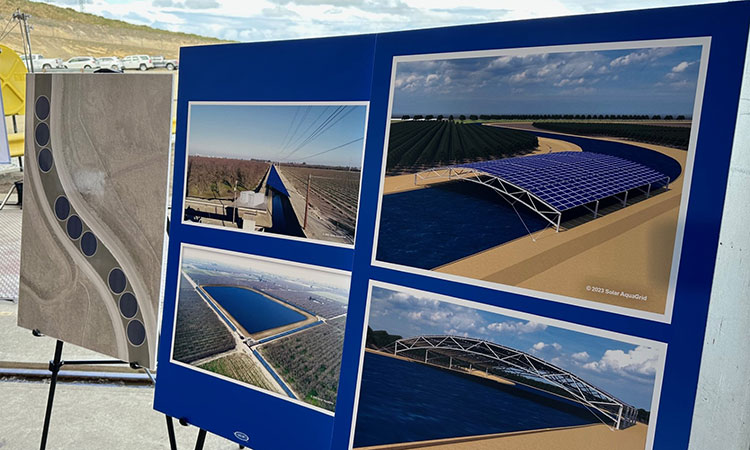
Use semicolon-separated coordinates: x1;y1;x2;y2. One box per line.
199;352;282;394
260;317;347;411
173;277;235;363
386;121;538;174
533;121;691;149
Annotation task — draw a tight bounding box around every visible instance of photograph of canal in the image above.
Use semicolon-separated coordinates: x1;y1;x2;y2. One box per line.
182;102;368;246
373;39;708;320
352;283;665;449
171;244;351;413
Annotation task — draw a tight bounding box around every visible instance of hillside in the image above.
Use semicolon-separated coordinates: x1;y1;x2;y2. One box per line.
0;0;228;59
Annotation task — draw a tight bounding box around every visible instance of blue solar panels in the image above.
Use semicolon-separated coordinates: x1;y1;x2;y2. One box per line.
455;152;669;212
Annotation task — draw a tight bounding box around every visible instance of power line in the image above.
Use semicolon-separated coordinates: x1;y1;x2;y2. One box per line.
279;105;332;158
0;16;15;42
281;105;344;159
280;105;311;154
284;105;357;161
277;106;300;153
296;136;363;161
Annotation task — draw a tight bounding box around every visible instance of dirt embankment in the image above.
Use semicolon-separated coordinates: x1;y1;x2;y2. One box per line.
0;0;228;59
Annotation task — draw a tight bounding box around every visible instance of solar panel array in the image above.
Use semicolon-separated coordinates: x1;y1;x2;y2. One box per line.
455;151;669;212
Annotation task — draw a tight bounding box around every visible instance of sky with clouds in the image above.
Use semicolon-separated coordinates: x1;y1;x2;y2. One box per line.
183;245;352;292
188;103;367;167
368;286;661;409
392;45;702;115
33;0;718;43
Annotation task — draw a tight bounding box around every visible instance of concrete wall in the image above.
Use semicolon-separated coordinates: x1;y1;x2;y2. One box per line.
689;26;750;450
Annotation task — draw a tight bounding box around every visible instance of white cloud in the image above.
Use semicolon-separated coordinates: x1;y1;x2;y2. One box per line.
531;341;561;351
671;61;691;72
37;0;720;44
583;345;659;376
536;62;560;77
554;77;584;87
487;320;547;334
572;351;590;361
609;47;676;68
610;50;649;67
509;70;528;83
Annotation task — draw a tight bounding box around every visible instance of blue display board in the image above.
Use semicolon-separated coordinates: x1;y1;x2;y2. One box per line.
154;4;750;450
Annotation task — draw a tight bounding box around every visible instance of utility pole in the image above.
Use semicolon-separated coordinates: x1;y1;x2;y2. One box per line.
233;180;238;225
303;174;311;229
12;10;33;73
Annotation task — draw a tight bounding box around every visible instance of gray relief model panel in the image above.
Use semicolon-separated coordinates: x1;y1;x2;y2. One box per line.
18;74;172;368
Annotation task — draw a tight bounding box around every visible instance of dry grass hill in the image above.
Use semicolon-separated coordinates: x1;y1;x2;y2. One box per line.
0;0;228;60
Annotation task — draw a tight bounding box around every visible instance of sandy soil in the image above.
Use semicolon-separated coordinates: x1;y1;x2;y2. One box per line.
435;125;687;315
356;423;649;450
382;136;582;195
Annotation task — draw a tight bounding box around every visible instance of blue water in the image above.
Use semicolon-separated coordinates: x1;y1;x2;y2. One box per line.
353;353;597;447
268;194;305;237
202;286;305;333
376;131;682;269
195;286;236;332
377;181;548;269
266;165;290;197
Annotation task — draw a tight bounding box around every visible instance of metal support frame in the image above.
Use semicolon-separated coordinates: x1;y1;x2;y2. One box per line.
415;167;563;231
0;184;19;210
32;334;237;450
414;166;671;230
383;335;638;430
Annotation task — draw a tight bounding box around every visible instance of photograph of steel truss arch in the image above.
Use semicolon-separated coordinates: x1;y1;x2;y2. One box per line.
374;39;708;320
353;283;665;449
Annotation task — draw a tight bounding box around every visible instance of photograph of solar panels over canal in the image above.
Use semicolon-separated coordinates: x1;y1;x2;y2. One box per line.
171;245;350;412
376;41;704;316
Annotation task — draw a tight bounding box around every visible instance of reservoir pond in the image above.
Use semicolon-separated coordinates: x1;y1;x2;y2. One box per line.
203;285;305;334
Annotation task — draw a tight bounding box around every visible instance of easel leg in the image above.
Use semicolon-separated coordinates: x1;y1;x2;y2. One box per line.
194;429;207;450
39;340;64;450
166;416;178;450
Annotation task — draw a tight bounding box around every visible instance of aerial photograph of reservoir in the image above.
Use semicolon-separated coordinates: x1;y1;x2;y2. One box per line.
374;40;706;318
353;284;664;449
183;102;367;246
171;244;351;412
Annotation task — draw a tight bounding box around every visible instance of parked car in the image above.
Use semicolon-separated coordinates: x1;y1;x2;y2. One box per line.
122;55;154;71
164;59;178;70
64;56;99;70
20;54;63;71
151;56;178;70
96;56;124;71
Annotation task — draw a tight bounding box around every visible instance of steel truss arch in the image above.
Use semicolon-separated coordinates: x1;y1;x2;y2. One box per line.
381;335;638;429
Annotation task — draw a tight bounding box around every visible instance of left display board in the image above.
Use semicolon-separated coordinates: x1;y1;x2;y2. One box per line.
18;73;173;368
153;34;377;450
